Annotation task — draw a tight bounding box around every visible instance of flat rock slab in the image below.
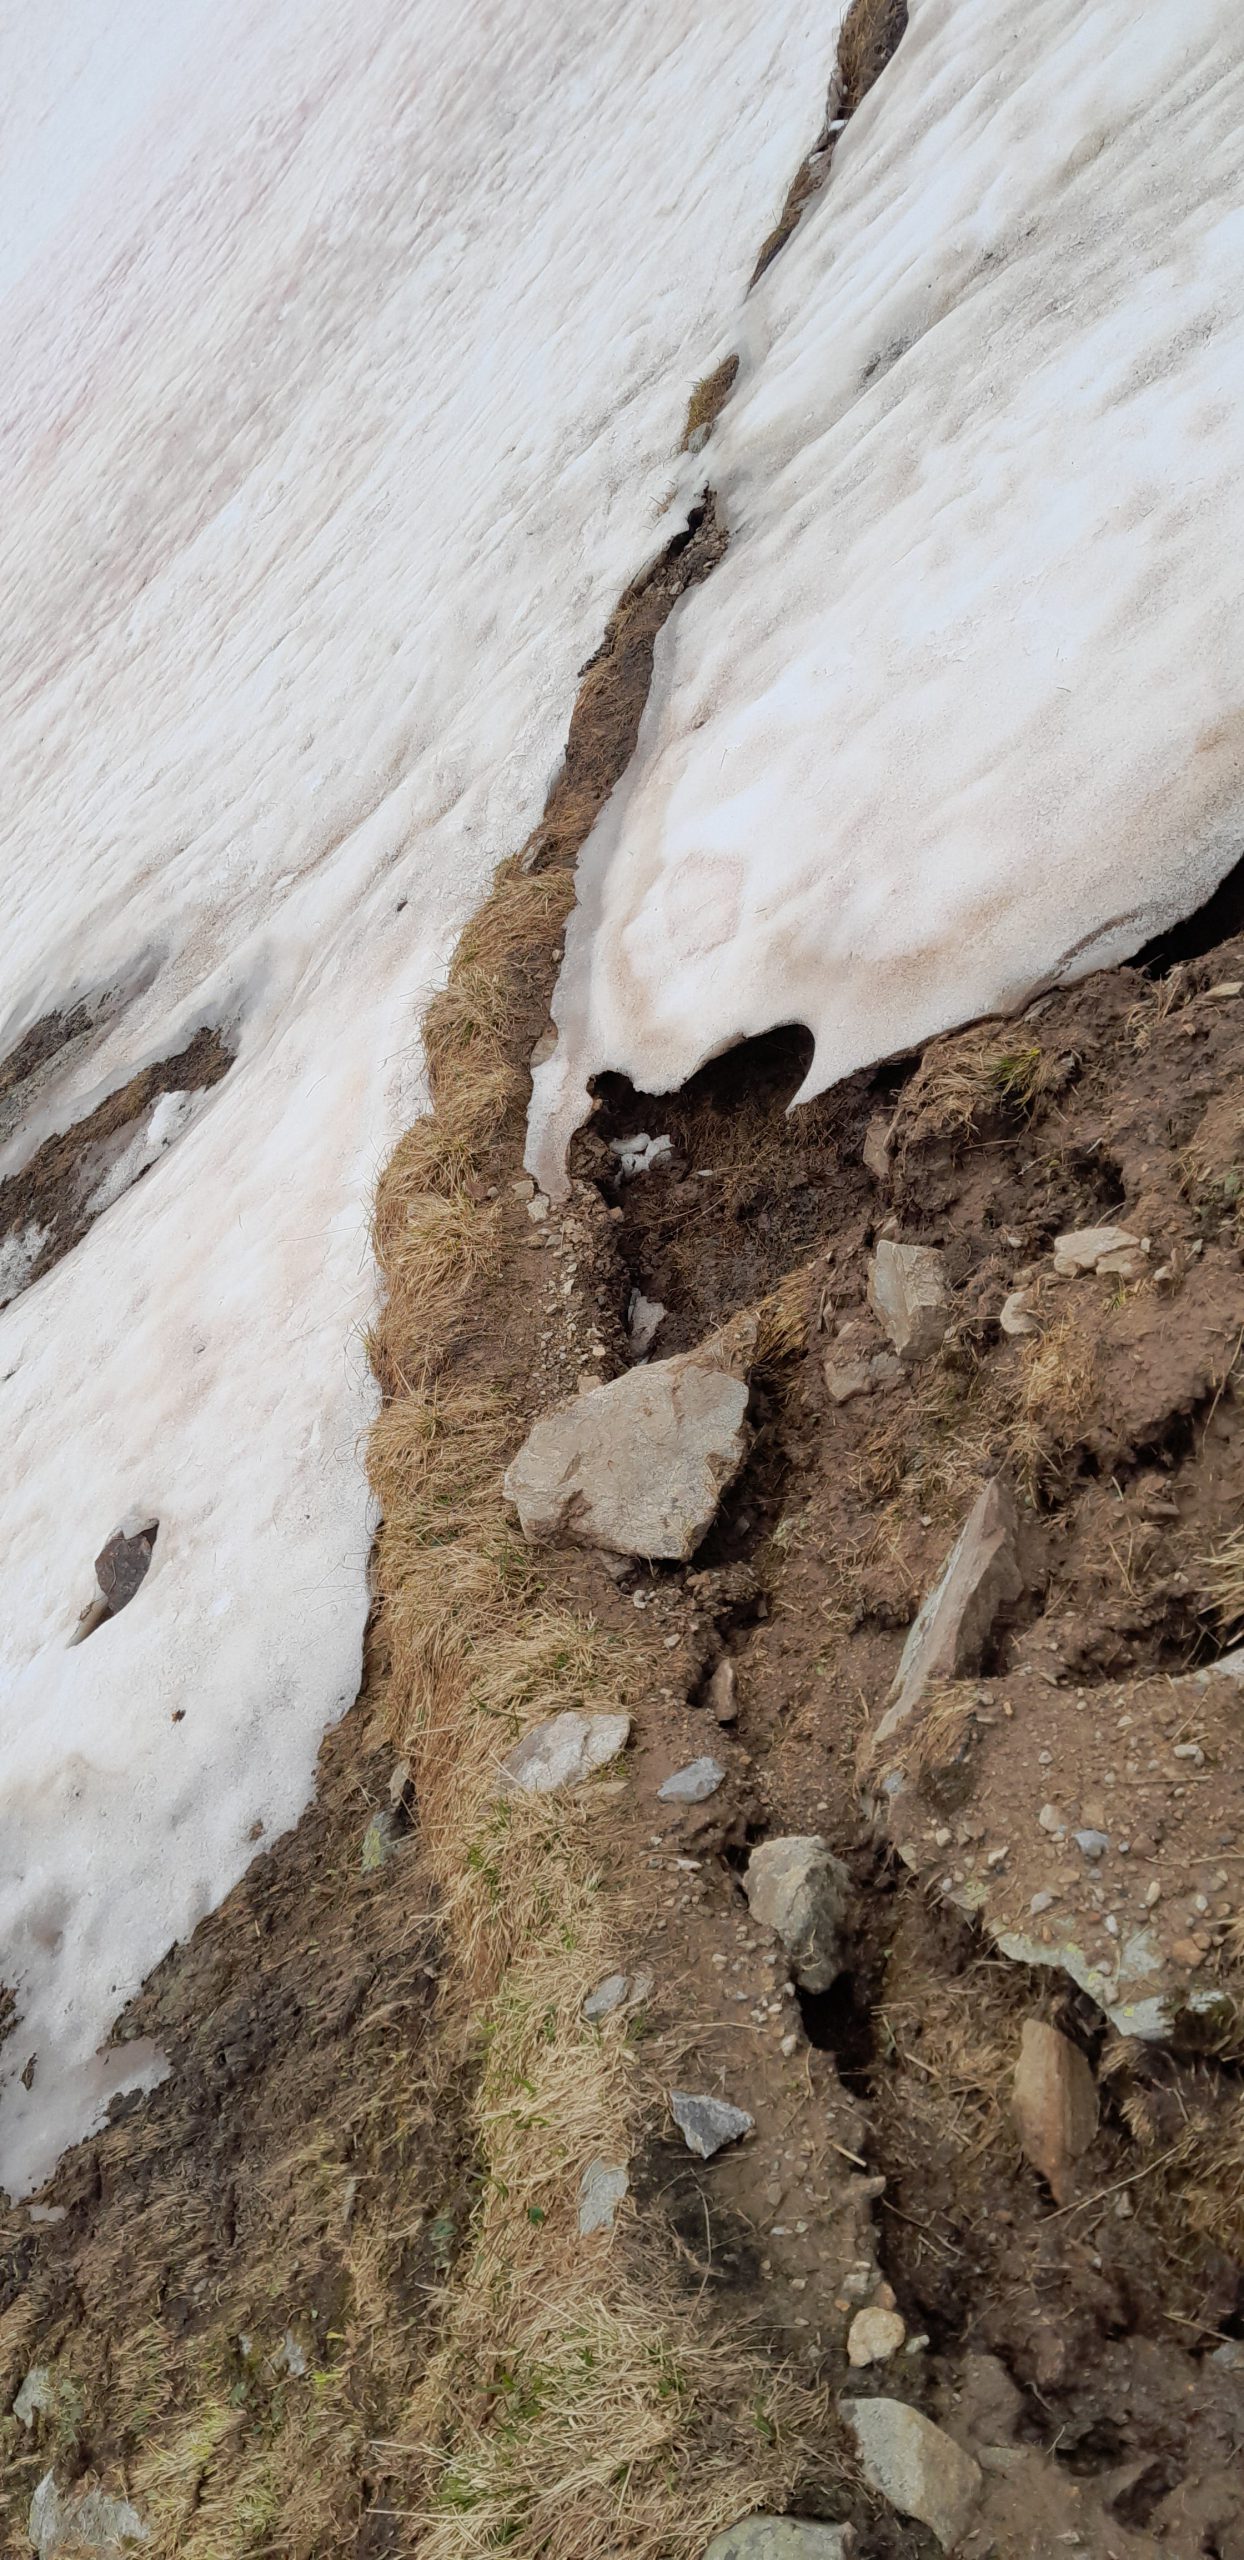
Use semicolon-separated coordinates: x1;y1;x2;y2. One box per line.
577;2158;629;2235
870;1478;1023;1760
703;2521;855;2559
744;1836;851;1993
582;1972;629;2020
869;1239;950;1361
30;2473;148;2557
843;2398;981;2551
1011;2017;1098;2203
499;1711;630;1795
658;1756;725;1804
669;2090;754;2157
1053;1224;1146;1278
503;1342;750;1559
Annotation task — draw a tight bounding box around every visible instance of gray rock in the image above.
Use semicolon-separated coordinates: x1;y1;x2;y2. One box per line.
703;2520;855;2560
577;2159;629;2235
29;2474;148;2557
658;1756;725;1804
863;1114;893;1182
499;1711;630;1795
583;1973;629;2021
1011;2018;1097;2204
670;2090;754;2158
999;1287;1040;1337
743;1836;851;1993
873;1480;1023;1752
1073;1828;1110;1858
869;1241;950;1362
707;1659;739;1723
824;1359;871;1403
842;2398;981;2551
1052;1224;1145;1279
14;2370;55;2429
627;1291;666;1355
502;1345;751;1560
360;1808;402;1871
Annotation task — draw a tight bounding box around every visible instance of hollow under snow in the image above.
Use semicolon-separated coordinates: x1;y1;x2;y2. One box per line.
0;0;840;2195
528;0;1244;1192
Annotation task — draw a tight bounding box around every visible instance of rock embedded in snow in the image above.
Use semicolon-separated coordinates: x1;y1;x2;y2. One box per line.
498;1711;630;1796
743;1836;851;1993
842;2399;982;2551
1011;2018;1098;2204
872;1481;1023;1754
847;2306;907;2367
869;1241;950;1363
502;1344;750;1560
658;1756;725;1804
669;2090;753;2158
29;2473;148;2556
702;2521;856;2560
1052;1226;1146;1280
577;2158;629;2235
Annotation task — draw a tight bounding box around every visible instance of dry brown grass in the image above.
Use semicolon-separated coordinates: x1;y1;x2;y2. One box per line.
1010;1315;1095;1494
890;1025;1057;1159
1197;1524;1244;1632
681;353;739;452
836;0;909;116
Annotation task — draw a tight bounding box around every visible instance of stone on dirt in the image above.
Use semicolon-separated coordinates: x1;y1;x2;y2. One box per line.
847;2305;907;2366
582;1972;629;2020
703;2520;856;2559
743;1836;851;1993
502;1345;750;1559
707;1658;738;1722
29;2474;148;2557
498;1710;630;1795
842;2398;982;2551
868;1239;950;1361
999;1287;1040;1337
862;1114;893;1182
1052;1224;1146;1279
1011;2018;1098;2204
658;1756;725;1804
873;1480;1023;1752
670;2090;754;2157
577;2158;629;2235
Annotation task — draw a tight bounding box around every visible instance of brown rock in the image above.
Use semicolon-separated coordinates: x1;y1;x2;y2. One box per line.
1011;2017;1098;2203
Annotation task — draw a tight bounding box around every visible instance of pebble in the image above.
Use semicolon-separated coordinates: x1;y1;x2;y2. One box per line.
669;2091;754;2158
658;1757;725;1804
847;2306;907;2366
583;1973;629;2021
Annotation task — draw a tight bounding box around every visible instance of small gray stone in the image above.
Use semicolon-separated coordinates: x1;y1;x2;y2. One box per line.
583;1972;629;2021
29;2473;148;2557
702;2519;856;2560
863;1114;893;1182
499;1711;630;1796
744;1837;851;1993
670;2090;754;2158
824;1359;873;1404
842;2398;981;2551
503;1344;751;1559
999;1287;1040;1337
873;1480;1023;1753
360;1808;402;1871
1074;1829;1110;1859
13;2370;56;2429
658;1756;725;1804
869;1240;950;1362
578;2159;629;2235
627;1291;667;1355
1052;1224;1144;1279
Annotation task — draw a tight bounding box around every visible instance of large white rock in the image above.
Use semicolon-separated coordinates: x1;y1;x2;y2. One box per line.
873;1480;1023;1754
498;1711;630;1795
869;1240;950;1362
842;2399;981;2551
743;1836;851;1993
503;1346;751;1559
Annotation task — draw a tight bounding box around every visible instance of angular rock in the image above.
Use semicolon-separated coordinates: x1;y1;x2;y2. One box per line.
872;1480;1023;1753
503;1346;750;1559
744;1837;851;1993
577;2158;629;2235
360;1808;402;1871
847;2306;907;2366
94;1518;158;1616
863;1114;893;1182
582;1972;629;2021
499;1711;630;1795
869;1240;950;1362
824;1358;872;1404
658;1756;725;1804
842;2398;981;2551
999;1287;1040;1337
627;1290;666;1355
29;2474;148;2557
1011;2018;1097;2203
1052;1224;1145;1279
707;1659;738;1723
669;2090;753;2157
703;2520;856;2560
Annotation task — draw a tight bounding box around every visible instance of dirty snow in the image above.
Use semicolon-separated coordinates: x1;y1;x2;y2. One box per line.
529;0;1244;1190
0;0;840;2193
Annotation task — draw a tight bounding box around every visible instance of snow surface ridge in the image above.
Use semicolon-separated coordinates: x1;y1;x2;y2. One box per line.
528;0;1244;1194
0;0;842;2195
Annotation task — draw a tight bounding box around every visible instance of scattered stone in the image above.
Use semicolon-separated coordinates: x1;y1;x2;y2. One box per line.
824;1358;872;1404
707;1659;738;1723
1052;1224;1146;1279
1011;2018;1098;2204
526;1194;549;1223
999;1288;1040;1337
610;1132;673;1178
360;1808;402;1871
583;1973;629;2021
578;2159;629;2235
779;2031;799;2058
499;1711;630;1795
847;2306;907;2366
872;1480;1023;1753
670;2090;754;2158
29;2473;148;2557
13;2370;57;2428
1074;1828;1110;1859
658;1757;725;1804
503;1342;751;1559
863;1114;893;1182
743;1837;851;1993
868;1240;950;1362
842;2398;982;2551
702;2520;856;2560
627;1290;666;1355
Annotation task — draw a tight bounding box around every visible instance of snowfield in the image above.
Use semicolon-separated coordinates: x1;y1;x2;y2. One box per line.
529;0;1244;1189
0;0;840;2194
